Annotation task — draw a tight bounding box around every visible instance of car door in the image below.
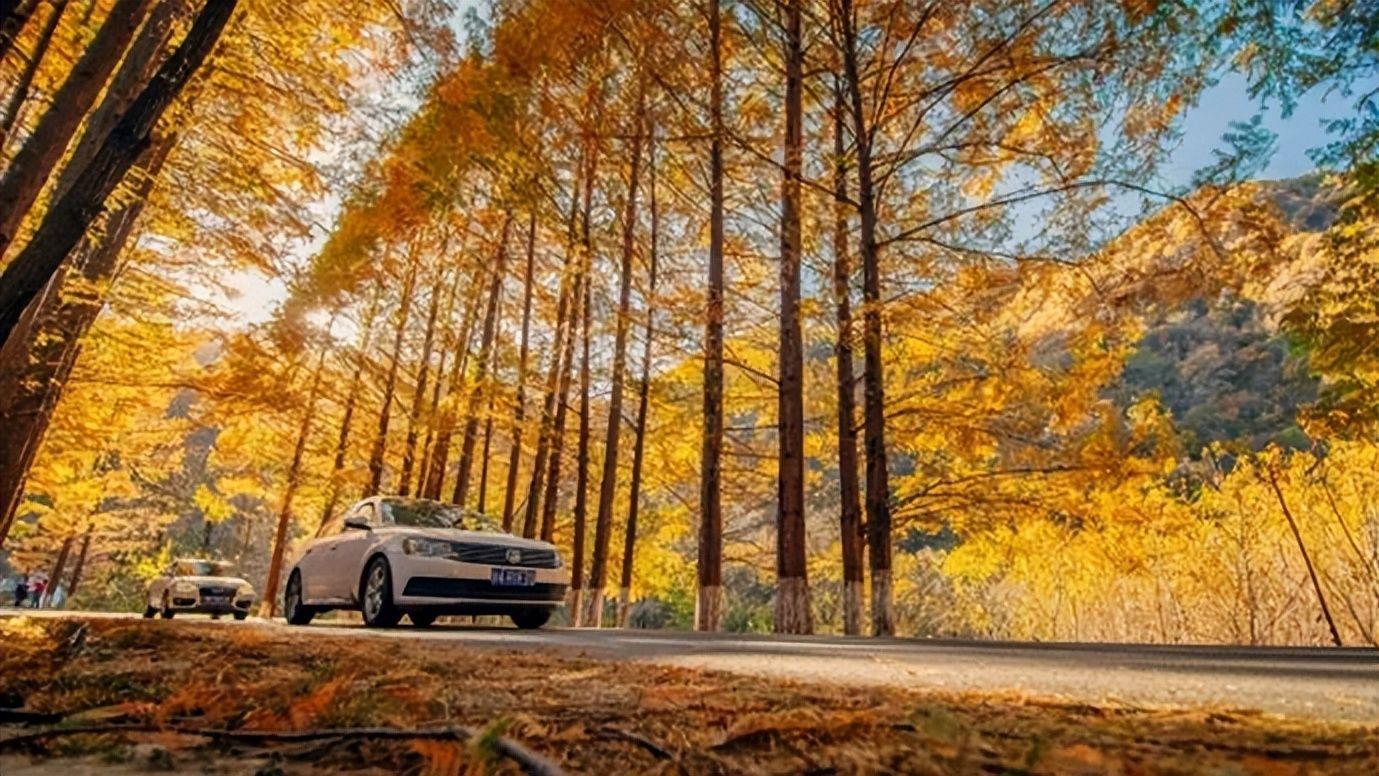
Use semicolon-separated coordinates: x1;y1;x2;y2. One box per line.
300;511;350;602
327;500;379;602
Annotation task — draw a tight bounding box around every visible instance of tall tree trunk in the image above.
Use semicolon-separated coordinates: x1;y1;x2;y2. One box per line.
696;0;725;633
837;0;893;637
400;269;448;496
0;135;175;548
364;244;421;497
586;85;646;628
260;331;333;618
528;150;588;542
522;210;577;539
0;0;154;262
51;0;183;199
476;369;498;513
773;0;812;635
0;0;39;70
417;257;467;496
319;287;382;526
42;534;74;606
0;0;237;349
453;215;512;506
617;134;659;628
539;267;581;544
0;0;70;142
504;210;538;531
832;77;864;637
570;200;594;625
422;262;483;500
66;526;93;601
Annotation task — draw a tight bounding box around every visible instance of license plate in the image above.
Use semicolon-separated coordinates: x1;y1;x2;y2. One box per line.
491;568;535;587
202;596;227;605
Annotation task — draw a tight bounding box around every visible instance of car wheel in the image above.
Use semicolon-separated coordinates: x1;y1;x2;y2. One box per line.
409;611;437;627
510;609;551;630
160;593;175;619
284;570;314;626
233;611;248;621
210;613;221;620
360;556;402;628
142;605;156;619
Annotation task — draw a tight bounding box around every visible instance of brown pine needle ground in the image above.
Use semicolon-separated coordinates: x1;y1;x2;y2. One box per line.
1;616;1376;775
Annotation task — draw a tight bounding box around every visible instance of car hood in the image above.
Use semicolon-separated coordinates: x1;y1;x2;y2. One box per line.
381;527;558;552
174;575;252;589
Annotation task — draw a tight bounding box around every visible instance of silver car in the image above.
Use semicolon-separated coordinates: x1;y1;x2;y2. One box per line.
144;559;255;619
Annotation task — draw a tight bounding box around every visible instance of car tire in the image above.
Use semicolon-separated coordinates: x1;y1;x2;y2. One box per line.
510;609;551;630
233;611;248;621
409;611;437;627
284;570;315;626
142;605;157;619
160;593;175;619
211;613;221;620
360;556;402;628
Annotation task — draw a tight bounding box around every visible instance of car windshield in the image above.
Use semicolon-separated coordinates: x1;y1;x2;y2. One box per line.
175;560;231;576
379;499;500;531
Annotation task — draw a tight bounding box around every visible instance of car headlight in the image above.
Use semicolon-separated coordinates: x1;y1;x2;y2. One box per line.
173;580;198;595
402;537;456;558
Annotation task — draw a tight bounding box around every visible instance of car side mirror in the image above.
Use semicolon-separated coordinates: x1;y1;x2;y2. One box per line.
343;516;372;532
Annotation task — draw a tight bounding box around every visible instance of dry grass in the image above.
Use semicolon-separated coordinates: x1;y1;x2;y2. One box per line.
1;616;1376;774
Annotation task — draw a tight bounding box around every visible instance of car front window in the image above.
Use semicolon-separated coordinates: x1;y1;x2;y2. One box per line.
379;499;498;531
176;560;231;576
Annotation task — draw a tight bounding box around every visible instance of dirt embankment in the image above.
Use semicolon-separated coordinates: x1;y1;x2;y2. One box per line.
1;616;1376;774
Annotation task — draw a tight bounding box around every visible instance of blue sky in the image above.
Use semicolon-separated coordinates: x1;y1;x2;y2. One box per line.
1163;70;1369;186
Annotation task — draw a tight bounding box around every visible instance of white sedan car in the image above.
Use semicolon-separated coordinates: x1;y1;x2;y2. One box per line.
283;496;568;629
144;559;255;619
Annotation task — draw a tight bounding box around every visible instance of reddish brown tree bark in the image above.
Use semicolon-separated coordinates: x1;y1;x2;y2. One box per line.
538;267;581;544
522;232;575;538
617;134;659;627
400;269;448;496
453;215;512;507
0;0;70;141
502;211;538;531
0;135;175;548
261;328;333;617
66;527;93;601
586;85;646;628
0;0;236;349
364;244;421;497
696;0;725;632
832;77;865;636
0;0;39;72
569;185;595;625
0;0;155;262
774;0;812;635
836;0;894;636
422;263;484;501
318;287;383;526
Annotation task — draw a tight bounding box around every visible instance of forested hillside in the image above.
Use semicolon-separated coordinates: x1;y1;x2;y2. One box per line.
1;0;1376;647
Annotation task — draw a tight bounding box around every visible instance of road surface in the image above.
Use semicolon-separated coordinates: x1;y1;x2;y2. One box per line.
8;609;1378;723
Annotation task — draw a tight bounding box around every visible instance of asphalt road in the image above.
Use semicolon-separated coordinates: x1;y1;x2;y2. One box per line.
8;609;1379;723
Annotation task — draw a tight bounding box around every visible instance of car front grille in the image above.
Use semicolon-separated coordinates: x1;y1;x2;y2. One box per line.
402;577;566;601
450;543;559;569
199;585;236;597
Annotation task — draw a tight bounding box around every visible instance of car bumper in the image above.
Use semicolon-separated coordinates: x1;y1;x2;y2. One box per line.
168;596;254;614
388;554;569;612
